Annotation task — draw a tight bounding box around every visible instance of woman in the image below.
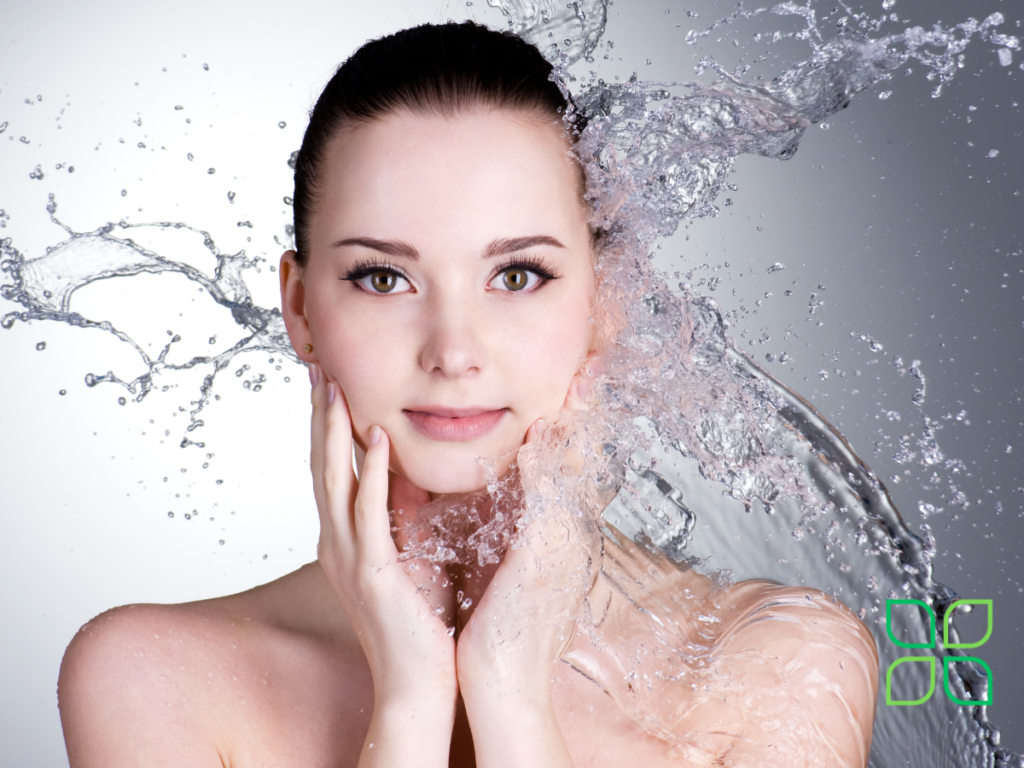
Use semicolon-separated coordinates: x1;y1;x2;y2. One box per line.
58;22;879;767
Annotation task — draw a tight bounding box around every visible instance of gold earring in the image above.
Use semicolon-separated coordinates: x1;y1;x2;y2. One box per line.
303;343;313;354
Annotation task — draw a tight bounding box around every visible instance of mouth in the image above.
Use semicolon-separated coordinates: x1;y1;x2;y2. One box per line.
403;406;508;442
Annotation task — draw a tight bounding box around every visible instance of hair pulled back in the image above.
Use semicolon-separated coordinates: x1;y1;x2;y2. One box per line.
291;21;576;266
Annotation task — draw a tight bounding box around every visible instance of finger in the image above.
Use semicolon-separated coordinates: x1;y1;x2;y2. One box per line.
563;375;588;412
353;425;395;561
390;473;431;554
309;364;330;526
525;418;548;445
320;379;357;542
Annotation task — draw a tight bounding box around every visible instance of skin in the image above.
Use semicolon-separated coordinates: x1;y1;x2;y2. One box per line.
57;107;880;768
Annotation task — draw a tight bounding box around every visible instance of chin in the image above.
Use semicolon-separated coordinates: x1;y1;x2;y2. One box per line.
399;445;519;496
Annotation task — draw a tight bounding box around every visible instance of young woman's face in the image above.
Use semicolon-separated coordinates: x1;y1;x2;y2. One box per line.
281;108;596;493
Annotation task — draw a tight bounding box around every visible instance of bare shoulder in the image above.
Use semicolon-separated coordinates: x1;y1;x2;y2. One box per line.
682;579;880;767
59;562;372;768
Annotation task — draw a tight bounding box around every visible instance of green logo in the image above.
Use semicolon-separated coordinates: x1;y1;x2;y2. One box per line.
884;598;993;706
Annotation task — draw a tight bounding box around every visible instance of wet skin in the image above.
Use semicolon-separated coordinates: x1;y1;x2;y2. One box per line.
58;108;879;768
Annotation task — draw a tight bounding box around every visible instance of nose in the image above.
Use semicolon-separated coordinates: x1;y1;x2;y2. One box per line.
418;296;487;378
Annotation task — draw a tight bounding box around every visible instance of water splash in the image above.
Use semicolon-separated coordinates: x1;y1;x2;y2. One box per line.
1;207;296;444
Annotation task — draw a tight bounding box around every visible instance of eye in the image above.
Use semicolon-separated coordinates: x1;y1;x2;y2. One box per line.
494;267;540;292
488;257;559;293
342;264;413;294
361;270;409;294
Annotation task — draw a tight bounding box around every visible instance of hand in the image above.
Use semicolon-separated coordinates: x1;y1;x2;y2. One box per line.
451;372;595;767
308;363;457;708
454;372;595;696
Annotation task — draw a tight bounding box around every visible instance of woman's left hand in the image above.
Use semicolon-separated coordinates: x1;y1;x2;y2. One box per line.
453;374;594;768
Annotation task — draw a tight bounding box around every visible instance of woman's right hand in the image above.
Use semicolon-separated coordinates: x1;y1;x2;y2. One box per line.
309;364;457;766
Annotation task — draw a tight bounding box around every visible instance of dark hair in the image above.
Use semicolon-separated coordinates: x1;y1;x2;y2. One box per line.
291;21;576;266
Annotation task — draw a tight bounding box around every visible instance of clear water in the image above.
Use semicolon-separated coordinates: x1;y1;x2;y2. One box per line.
3;1;1021;765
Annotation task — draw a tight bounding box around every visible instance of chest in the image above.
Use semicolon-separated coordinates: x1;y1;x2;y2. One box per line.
215;651;674;768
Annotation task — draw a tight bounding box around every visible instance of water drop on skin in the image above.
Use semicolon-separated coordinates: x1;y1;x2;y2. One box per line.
36;341;46;350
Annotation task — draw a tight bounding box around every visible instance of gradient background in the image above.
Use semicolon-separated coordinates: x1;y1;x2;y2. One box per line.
1;0;1021;764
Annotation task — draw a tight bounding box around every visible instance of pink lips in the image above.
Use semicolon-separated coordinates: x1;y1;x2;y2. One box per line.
403;406;507;442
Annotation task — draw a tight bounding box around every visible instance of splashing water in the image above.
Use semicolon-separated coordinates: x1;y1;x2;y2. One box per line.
2;1;1021;766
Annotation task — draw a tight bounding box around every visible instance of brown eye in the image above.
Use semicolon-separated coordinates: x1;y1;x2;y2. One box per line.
370;272;397;293
502;269;529;291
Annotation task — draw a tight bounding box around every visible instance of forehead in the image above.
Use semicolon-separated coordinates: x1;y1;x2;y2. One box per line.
312;108;587;249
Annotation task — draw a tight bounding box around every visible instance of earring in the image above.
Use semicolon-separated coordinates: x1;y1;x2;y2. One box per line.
303;343;313;354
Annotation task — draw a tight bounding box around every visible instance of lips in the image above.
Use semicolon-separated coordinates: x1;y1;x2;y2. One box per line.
403;406;508;442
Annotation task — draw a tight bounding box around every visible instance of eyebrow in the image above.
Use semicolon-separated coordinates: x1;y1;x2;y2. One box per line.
330;235;566;260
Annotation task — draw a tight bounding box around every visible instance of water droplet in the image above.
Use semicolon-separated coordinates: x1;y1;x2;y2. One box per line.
283;196;293;206
207;168;215;175
29;164;44;180
0;121;6;133
174;105;184;111
878;90;892;100
277;121;286;129
137;142;146;149
227;191;235;204
35;341;46;351
218;539;225;545
168;511;175;518
118;397;126;405
202;63;209;71
819;122;830;130
187;153;194;161
998;48;1013;67
987;149;1000;158
121;189;127;197
84;373;98;387
68;166;74;173
766;262;785;274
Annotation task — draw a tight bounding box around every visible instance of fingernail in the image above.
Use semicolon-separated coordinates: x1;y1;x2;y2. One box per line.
327;381;336;405
369;425;382;447
308;364;318;387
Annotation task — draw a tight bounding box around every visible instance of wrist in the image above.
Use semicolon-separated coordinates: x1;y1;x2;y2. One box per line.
371;687;458;734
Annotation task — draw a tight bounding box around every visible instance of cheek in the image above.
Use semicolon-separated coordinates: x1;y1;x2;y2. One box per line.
506;291;593;409
306;298;404;428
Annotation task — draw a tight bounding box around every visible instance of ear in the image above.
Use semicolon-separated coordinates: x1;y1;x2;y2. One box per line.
279;250;317;363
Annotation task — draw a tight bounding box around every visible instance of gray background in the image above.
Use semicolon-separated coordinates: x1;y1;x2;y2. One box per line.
1;0;1020;765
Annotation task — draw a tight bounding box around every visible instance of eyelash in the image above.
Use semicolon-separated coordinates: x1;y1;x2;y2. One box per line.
341;257;410;285
490;255;561;287
340;255;562;292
